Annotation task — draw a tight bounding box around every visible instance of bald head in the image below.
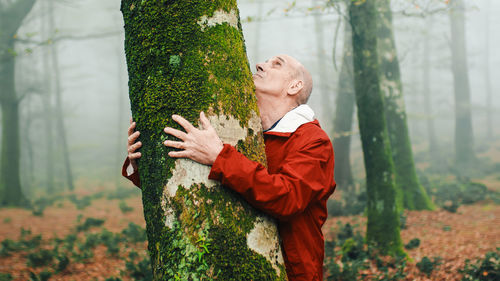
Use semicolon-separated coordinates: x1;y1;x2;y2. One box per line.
279;54;313;105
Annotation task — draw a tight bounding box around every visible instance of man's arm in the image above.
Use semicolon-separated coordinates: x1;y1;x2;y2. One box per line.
208;140;332;221
164;113;334;221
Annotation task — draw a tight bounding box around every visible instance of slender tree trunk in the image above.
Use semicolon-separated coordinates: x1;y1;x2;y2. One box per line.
349;0;404;256
313;0;331;132
376;0;434;210
484;0;492;139
0;70;25;206
48;0;74;190
42;0;55;192
449;0;475;165
0;0;36;206
422;17;439;159
121;1;286;279
333;18;355;191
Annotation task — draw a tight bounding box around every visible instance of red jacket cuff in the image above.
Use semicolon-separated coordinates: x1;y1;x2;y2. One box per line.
208;144;233;181
122;157;141;188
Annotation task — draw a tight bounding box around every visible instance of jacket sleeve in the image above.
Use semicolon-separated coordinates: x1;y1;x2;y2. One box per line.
121;157;141;188
208;139;333;221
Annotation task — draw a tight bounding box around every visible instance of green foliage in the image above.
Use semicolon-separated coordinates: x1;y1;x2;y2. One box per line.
68;194;93;210
459;248;500;281
421;176;497;213
119;201;134;213
0;273;13;281
416;256;442;277
26;249;54;267
2;217;11;223
122;222;147;243
123;253;153;281
324;222;408;280
0;228;41;257
76;217;105;232
28;270;52;281
404;238;420;250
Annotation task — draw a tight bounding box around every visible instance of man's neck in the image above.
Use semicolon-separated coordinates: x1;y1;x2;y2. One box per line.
258;95;296;130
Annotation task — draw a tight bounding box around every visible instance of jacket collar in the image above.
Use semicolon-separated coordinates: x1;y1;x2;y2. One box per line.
264;104;315;135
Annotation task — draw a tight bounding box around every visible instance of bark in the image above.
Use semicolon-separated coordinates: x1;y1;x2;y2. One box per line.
42;0;55;192
333;17;355;191
48;0;74;190
313;0;331;132
449;0;475;164
484;0;492;139
0;0;35;206
376;0;434;210
121;1;285;279
349;0;404;256
422;17;439;158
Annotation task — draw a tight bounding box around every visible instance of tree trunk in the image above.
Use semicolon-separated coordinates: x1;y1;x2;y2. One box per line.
48;0;74;191
484;0;492;139
121;1;286;279
333;17;355;191
422;17;439;159
42;0;55;192
349;0;404;256
376;0;434;211
449;0;475;165
313;0;331;133
0;0;35;206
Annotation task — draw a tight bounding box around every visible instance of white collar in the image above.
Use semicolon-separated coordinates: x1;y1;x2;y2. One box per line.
266;104;315;133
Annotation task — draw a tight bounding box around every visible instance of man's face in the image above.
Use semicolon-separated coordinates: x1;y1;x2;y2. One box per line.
252;55;298;99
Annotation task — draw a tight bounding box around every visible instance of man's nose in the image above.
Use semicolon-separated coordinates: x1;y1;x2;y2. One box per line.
256;62;264;72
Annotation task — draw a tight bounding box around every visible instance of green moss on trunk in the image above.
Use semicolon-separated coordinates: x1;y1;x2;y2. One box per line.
0;0;35;206
376;0;434;211
121;0;285;279
349;0;404;256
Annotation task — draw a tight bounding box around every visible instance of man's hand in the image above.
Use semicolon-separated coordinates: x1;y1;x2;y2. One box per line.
164;112;223;166
127;118;142;170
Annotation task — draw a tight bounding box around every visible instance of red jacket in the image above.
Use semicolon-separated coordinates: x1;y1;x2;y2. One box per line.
122;106;336;281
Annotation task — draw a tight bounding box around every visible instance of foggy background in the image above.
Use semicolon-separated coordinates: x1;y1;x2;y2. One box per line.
8;0;500;196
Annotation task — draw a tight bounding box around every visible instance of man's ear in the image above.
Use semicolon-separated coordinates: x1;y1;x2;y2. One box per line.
287;79;303;96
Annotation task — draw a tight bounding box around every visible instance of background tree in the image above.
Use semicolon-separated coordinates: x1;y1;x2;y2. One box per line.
349;0;404;256
376;0;434;210
0;0;36;206
449;0;475;165
333;13;355;192
121;0;286;279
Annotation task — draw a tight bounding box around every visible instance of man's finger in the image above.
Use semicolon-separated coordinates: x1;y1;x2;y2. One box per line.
164;127;188;140
129;152;142;159
168;150;190;158
130;117;133;124
164;140;185;149
172;115;196;132
128;122;136;136
129;141;142;152
128;131;140;144
199;112;211;130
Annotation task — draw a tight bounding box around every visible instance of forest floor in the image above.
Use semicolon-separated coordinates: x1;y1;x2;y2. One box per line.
0;182;497;280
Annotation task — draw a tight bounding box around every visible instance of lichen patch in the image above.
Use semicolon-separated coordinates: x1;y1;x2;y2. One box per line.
197;9;238;31
246;217;284;276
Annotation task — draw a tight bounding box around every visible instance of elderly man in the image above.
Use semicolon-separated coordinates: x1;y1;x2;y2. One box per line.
123;54;336;280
